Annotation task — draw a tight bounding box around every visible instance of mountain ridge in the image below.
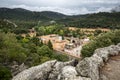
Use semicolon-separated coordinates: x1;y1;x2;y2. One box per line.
0;7;67;21
0;7;120;29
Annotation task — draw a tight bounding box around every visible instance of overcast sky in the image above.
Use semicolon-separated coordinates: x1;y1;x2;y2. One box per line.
0;0;120;15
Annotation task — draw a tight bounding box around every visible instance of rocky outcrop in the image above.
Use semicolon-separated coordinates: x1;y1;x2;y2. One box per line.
12;43;120;80
12;60;76;80
76;43;120;80
10;62;28;76
12;60;57;80
57;66;91;80
47;60;76;80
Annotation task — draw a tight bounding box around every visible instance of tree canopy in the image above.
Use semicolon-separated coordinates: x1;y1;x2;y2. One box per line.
81;30;120;57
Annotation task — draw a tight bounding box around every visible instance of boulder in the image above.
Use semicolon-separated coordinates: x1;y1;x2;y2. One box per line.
76;43;120;80
58;66;91;80
12;60;57;80
48;60;75;80
12;60;75;80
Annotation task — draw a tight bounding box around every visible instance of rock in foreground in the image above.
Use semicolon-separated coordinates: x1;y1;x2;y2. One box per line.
13;43;120;80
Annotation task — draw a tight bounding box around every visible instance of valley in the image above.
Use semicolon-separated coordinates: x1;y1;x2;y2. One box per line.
0;7;120;80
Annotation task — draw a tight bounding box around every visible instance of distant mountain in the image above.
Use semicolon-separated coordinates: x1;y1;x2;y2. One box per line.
0;7;120;29
0;8;67;21
111;6;120;12
38;11;66;19
58;12;120;29
13;8;31;12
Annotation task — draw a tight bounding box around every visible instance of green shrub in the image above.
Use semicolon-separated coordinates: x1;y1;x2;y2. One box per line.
0;65;12;80
0;32;27;64
53;53;69;62
81;30;120;57
37;45;53;57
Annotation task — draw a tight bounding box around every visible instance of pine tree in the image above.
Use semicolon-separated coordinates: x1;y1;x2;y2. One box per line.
47;40;53;50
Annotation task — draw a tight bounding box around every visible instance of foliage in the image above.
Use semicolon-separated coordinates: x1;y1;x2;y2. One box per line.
53;53;69;62
35;24;84;38
81;30;120;57
0;32;69;69
0;8;120;29
58;12;120;29
0;32;27;64
30;37;40;46
0;20;15;33
0;65;12;80
94;29;102;36
37;45;53;57
47;40;53;50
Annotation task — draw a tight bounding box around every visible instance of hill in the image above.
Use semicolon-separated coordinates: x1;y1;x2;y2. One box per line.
58;12;120;29
0;19;17;32
0;7;120;29
0;8;66;21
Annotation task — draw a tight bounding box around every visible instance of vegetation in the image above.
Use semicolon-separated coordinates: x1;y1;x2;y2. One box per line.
0;32;27;64
0;31;69;79
60;12;120;29
0;7;120;80
0;20;15;33
47;40;53;50
0;8;65;29
81;30;120;57
0;8;120;29
35;24;85;38
0;65;12;80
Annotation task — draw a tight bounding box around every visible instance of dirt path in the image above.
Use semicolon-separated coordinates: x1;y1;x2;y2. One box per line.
100;55;120;80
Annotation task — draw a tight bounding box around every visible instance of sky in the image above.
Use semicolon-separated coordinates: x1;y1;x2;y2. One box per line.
0;0;120;15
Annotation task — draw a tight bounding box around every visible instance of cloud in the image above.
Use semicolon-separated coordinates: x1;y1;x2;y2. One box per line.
0;0;120;15
11;5;40;11
1;0;120;7
96;7;112;12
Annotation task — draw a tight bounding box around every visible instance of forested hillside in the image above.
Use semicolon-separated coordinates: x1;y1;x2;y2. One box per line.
0;8;120;29
0;8;66;21
0;8;66;28
59;12;120;29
